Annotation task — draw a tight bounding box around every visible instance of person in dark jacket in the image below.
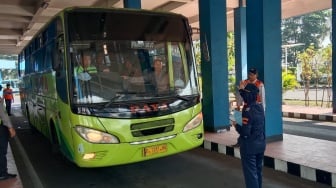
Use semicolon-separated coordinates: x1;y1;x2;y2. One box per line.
0;85;17;180
231;83;266;188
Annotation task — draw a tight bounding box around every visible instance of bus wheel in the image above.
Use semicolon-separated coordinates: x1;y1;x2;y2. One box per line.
49;123;74;167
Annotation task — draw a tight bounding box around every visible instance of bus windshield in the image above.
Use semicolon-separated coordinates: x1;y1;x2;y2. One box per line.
67;10;199;108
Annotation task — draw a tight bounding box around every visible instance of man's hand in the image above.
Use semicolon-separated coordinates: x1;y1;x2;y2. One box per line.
8;127;16;138
231;120;237;128
239;80;245;90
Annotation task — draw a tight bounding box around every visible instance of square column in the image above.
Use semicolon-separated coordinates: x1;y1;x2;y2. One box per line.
332;0;336;113
246;0;283;141
199;0;229;132
234;6;247;85
124;0;141;8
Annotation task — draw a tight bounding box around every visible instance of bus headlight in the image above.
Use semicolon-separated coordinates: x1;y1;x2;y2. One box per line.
183;113;203;132
75;126;120;144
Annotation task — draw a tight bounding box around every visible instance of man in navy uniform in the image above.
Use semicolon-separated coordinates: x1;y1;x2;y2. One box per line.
0;85;17;180
231;83;266;188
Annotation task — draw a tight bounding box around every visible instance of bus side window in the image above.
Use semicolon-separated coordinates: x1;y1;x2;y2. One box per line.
54;34;68;103
54;35;64;77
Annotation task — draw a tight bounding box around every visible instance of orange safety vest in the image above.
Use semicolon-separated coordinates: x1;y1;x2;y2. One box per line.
243;79;263;103
3;88;13;100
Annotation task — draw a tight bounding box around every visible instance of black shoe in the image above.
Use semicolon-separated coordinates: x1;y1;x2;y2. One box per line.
231;143;240;148
0;173;17;180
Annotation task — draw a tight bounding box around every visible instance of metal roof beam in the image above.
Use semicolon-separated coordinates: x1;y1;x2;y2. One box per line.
0;29;22;37
0;39;17;46
154;1;187;11
282;0;331;19
0;14;31;23
0;5;35;17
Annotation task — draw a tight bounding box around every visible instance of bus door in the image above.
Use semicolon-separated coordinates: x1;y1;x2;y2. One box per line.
35;75;49;136
36;95;47;133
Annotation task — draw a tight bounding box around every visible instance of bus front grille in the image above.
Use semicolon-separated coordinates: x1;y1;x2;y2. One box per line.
130;118;175;137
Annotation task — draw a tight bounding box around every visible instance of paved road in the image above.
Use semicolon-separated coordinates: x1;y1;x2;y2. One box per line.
11;128;328;188
283;88;332;101
8;105;332;188
283;117;336;141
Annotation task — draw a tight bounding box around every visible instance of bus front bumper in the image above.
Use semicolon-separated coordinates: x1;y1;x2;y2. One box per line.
72;127;203;168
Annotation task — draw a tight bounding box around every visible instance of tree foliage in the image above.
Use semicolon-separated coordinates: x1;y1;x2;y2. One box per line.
319;45;332;107
281;10;331;68
227;32;235;93
0;54;18;80
282;70;298;92
297;45;316;106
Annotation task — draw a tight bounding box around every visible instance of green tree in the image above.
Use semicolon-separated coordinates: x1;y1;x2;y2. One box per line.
297;45;316;106
227;32;235;93
282;70;298;92
0;54;18;80
282;9;331;69
320;44;332;107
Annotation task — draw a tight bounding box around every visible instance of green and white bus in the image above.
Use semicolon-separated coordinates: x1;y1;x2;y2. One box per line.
18;7;203;167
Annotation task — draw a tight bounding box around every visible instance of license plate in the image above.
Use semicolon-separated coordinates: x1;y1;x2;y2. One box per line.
143;144;167;157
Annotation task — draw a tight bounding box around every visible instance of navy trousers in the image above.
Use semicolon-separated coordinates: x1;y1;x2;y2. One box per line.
0;125;9;176
5;99;12;115
241;152;264;188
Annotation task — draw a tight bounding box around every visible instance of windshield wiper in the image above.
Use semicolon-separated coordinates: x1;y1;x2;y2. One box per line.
175;94;190;101
102;93;197;109
74;103;104;108
102;92;141;108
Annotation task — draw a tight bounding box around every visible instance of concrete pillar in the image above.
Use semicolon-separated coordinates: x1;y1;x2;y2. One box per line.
246;0;283;141
234;4;247;86
199;0;229;132
123;0;141;8
332;0;336;113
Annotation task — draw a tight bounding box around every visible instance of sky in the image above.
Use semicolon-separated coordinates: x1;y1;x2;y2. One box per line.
0;59;16;69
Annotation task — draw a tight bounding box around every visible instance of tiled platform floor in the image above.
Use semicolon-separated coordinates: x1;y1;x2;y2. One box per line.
204;131;336;187
204;105;336;187
205;124;336;174
0;146;22;188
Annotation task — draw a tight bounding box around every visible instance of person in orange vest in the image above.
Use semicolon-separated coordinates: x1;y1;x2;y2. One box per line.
3;83;14;116
232;68;265;147
238;68;265;110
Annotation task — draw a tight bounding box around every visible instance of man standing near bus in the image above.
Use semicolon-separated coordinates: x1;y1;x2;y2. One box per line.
231;83;266;188
3;83;14;116
231;68;265;148
0;85;17;180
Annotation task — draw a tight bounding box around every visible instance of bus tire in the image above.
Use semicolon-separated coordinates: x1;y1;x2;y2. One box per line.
49;123;75;167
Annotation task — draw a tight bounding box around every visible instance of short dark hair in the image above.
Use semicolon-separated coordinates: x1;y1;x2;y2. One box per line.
248;68;257;74
6;83;10;87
